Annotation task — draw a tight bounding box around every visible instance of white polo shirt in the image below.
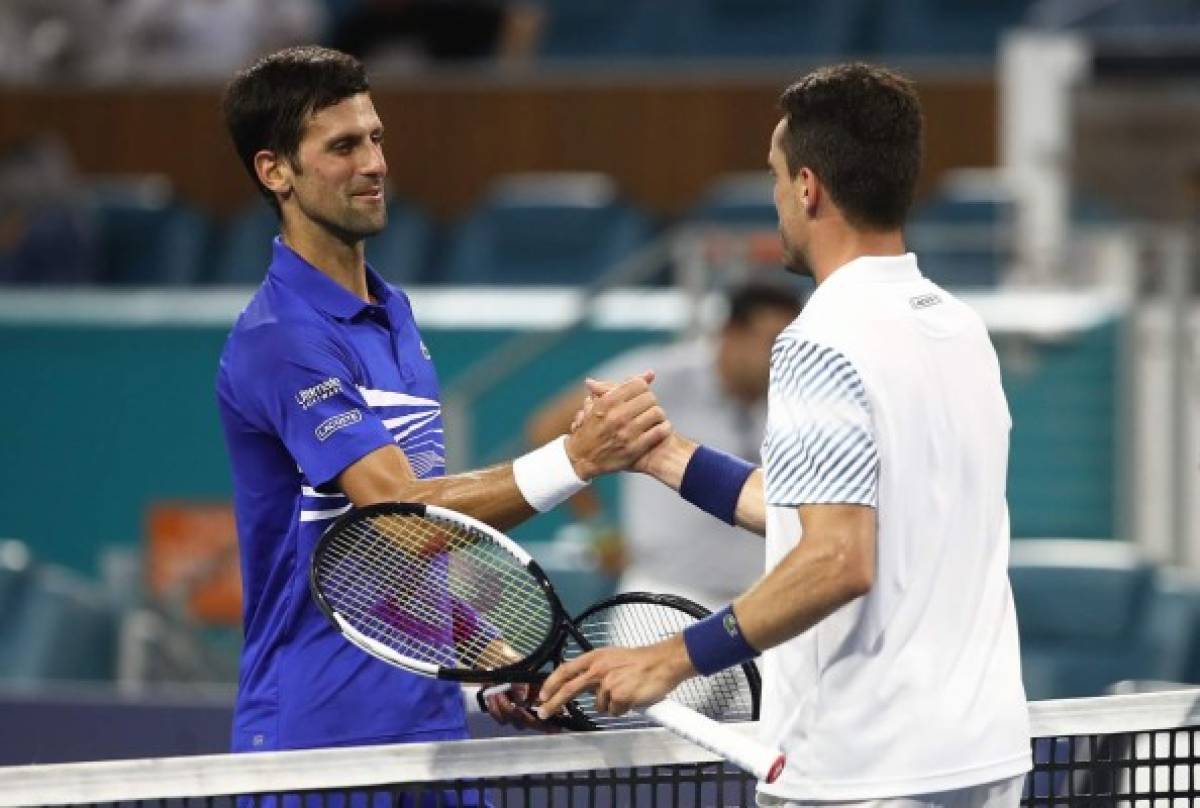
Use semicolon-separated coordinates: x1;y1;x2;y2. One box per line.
757;254;1030;801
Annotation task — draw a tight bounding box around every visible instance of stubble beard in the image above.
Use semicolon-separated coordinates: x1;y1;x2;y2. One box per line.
779;229;813;278
299;192;388;246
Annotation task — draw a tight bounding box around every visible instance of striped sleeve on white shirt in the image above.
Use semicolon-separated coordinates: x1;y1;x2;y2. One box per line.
763;337;879;507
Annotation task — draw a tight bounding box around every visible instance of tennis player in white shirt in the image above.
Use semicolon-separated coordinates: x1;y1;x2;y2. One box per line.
538;63;1031;808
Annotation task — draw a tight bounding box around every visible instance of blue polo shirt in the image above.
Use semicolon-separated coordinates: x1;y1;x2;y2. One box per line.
216;238;467;752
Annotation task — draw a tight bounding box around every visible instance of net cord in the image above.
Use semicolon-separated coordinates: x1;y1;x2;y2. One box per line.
3;689;1200;806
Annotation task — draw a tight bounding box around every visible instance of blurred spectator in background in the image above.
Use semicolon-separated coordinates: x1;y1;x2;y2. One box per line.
527;283;803;611
0;135;97;285
0;0;324;83
0;0;107;82
93;0;325;82
330;0;543;68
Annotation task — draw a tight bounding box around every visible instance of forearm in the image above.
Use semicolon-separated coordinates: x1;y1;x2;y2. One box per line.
641;434;767;535
394;464;538;532
733;517;874;652
340;444;565;532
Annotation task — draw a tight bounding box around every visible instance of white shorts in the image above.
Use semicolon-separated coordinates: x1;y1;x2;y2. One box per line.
756;774;1025;808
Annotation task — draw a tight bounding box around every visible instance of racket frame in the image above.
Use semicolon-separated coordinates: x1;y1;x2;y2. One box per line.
564;591;763;723
310;501;582;685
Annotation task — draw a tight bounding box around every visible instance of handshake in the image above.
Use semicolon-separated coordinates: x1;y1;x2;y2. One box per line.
559;371;680;483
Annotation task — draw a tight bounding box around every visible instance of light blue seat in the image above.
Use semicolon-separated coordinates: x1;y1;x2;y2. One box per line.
1009;540;1158;699
688;173;777;227
213;198;432;286
908;173;1014;288
0;565;117;683
538;0;674;60
0;541;33;657
870;0;1034;58
442;174;653;286
366;200;433;287
1143;569;1200;685
674;0;868;59
89;177;211;286
212;200;277;285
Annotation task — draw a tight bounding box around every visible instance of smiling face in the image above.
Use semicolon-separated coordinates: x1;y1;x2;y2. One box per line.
268;92;389;244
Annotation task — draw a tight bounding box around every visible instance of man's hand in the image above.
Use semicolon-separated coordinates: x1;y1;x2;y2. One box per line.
536;635;696;719
564;374;670;480
573;377;687;477
481;682;561;733
476;639;561;733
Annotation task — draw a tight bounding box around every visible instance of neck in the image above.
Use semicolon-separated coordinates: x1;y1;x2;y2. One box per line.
281;216;370;302
805;220;906;286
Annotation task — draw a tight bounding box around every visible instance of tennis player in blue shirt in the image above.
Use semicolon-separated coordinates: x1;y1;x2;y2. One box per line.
216;46;670;754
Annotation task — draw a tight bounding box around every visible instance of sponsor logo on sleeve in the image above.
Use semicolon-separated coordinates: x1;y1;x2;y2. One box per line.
419;340;432;360
296;378;343;410
315;409;362;441
909;293;943;310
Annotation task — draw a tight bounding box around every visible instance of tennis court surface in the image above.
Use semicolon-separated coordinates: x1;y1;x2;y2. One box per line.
2;689;1199;807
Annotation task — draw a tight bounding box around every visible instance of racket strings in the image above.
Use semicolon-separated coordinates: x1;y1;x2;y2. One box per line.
315;513;556;672
565;601;756;729
323;519;549;668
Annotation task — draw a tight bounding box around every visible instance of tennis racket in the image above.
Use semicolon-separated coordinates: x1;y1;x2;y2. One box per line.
560;592;760;731
308;502;785;783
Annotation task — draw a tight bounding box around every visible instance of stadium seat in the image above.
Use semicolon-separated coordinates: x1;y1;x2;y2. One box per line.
688;173;777;227
0;541;32;656
869;0;1035;58
365;200;434;286
1143;569;1200;685
89;177;211;286
0;565;117;682
1009;540;1160;699
213;198;432;286
908;171;1015;288
674;0;869;59
442;174;654;285
212;200;278;285
538;0;675;60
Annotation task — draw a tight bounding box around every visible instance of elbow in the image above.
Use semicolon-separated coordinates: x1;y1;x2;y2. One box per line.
833;532;875;601
842;563;874;600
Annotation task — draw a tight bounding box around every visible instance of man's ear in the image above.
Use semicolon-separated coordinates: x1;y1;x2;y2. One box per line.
797;167;820;217
254;149;293;201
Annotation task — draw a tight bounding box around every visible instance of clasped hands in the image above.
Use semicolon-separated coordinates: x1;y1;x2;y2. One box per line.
562;371;672;480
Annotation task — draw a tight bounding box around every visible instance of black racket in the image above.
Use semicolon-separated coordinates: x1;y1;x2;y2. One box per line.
560;592;760;731
309;502;784;783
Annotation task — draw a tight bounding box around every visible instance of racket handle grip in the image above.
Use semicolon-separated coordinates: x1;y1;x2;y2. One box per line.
642;699;786;784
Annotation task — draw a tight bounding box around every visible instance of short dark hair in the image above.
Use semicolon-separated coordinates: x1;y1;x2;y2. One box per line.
778;63;923;230
222;46;369;213
726;283;803;328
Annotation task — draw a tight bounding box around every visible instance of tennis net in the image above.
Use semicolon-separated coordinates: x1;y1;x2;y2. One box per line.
2;690;1199;807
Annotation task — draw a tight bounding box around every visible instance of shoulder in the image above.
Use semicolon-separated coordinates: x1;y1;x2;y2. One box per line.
225;296;344;381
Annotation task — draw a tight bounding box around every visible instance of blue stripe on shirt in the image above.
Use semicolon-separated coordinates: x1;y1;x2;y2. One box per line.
764;338;879;507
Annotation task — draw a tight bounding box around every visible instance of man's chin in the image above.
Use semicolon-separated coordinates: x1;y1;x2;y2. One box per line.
347;213;388;239
783;254;813;278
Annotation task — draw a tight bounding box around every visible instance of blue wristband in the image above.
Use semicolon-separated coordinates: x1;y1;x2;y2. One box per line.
683;605;759;676
679;445;756;525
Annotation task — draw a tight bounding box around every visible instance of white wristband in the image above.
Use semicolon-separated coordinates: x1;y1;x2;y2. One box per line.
512;435;589;513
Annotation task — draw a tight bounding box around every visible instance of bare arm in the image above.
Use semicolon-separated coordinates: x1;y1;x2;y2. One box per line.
536;502;875;717
637;433;767;535
339;444;536;531
732;503;874;649
340;375;670;532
